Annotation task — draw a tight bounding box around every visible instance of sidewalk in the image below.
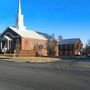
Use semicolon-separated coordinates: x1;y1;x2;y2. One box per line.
0;56;61;63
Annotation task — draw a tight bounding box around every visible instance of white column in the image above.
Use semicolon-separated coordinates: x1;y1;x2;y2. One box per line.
9;41;11;49
1;42;2;49
7;40;9;50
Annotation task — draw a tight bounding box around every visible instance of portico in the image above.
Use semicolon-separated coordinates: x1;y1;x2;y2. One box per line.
1;35;12;51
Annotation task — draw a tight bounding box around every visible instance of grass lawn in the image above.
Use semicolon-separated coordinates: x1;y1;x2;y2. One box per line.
0;54;61;62
14;57;61;62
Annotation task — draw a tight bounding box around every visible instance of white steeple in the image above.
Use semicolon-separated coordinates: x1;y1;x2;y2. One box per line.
19;0;21;15
16;0;26;31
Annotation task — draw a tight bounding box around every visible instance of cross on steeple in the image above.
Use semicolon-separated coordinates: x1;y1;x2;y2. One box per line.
16;0;26;31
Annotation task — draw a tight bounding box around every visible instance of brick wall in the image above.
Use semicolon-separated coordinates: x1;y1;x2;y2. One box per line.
20;37;48;56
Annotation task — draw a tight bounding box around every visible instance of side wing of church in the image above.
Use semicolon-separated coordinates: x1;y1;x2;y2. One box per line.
0;0;58;57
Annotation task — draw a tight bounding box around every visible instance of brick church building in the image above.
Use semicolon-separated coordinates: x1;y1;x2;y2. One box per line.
0;0;58;56
59;38;83;56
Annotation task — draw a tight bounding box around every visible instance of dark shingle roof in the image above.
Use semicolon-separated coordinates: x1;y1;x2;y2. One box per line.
37;32;54;40
60;38;80;45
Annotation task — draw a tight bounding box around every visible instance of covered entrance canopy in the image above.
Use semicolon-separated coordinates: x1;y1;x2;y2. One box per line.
1;35;12;51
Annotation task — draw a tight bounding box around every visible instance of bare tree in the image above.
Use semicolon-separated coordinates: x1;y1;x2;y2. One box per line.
51;34;55;39
58;35;63;43
84;40;90;56
87;39;90;46
47;39;58;56
35;43;43;57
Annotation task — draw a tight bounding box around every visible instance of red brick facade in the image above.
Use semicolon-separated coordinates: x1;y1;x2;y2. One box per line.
16;37;48;56
59;39;83;56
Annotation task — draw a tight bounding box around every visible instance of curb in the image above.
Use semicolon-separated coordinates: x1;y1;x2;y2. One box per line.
0;58;61;63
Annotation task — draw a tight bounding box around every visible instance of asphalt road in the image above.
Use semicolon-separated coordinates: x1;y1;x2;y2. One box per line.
0;60;90;90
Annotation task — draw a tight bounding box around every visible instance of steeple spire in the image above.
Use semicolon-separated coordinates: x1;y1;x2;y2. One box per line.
16;0;26;31
19;0;21;15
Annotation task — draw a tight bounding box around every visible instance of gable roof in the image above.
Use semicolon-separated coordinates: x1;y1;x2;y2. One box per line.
0;26;55;41
60;38;81;45
8;27;48;40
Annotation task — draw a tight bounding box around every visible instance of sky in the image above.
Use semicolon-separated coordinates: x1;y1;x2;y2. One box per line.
0;0;90;46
